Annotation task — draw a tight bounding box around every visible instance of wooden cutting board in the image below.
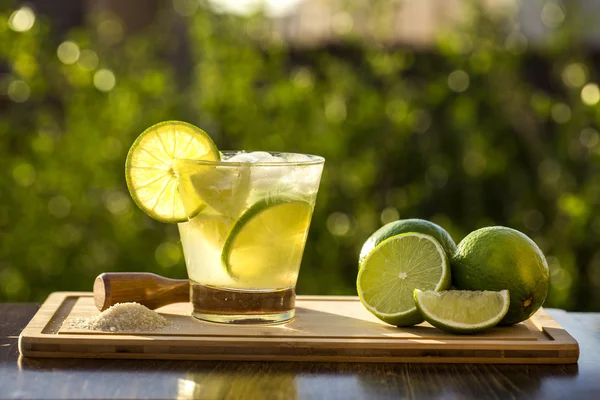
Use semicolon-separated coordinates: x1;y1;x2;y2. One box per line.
19;292;579;364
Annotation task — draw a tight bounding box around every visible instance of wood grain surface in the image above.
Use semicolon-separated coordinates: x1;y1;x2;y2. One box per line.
18;292;578;363
2;303;598;399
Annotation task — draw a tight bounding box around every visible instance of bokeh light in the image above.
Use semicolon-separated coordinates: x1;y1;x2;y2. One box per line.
78;49;99;71
292;68;314;90
93;69;116;92
7;80;30;103
551;103;571;123
98;19;123;45
426;165;448;189
581;83;600;106
504;31;527;54
0;267;28;298
538;159;562;185
448;70;470;93
332;12;354;35
155;242;182;268
386;100;409;123
562;63;587;88
541;1;565;28
104;191;131;216
327;212;351;237
523;209;544;232
462;151;486;177
580;128;599;148
48;196;72;219
548;256;573;292
410;109;432;133
8;7;35;32
12;163;36;187
324;96;347;123
57;41;80;65
380;207;399;225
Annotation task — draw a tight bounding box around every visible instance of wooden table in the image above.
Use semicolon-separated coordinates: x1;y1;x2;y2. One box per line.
1;304;599;399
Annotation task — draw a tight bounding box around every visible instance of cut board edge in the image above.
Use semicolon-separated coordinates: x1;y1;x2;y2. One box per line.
18;292;580;364
17;351;580;365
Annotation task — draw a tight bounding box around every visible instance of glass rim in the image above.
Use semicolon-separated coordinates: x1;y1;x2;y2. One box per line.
180;151;325;167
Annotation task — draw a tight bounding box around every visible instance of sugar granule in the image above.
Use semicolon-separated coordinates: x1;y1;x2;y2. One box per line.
67;302;169;332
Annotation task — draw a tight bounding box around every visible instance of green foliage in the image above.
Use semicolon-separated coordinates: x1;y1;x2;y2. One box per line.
1;2;599;310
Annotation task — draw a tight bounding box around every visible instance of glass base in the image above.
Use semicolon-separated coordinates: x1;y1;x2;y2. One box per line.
192;309;295;325
190;282;296;325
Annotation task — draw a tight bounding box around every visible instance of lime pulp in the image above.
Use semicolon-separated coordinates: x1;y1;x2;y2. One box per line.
414;289;510;334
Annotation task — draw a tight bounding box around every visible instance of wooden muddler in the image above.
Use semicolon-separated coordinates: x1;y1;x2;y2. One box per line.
93;272;190;311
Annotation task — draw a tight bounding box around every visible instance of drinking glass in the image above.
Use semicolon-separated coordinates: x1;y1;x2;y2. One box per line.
177;151;324;324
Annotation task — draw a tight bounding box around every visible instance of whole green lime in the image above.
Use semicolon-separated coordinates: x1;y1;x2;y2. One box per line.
359;219;457;266
451;226;550;325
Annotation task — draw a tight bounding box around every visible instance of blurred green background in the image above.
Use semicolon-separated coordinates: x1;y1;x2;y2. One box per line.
1;0;599;311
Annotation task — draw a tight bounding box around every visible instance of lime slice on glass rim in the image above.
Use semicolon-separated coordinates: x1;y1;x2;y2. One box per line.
357;233;451;326
414;289;510;334
125;121;219;223
221;197;313;284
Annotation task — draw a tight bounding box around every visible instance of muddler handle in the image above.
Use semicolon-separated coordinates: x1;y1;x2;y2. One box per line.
93;272;190;311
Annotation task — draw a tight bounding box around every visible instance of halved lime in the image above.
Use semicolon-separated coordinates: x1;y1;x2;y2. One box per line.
414;289;510;334
125;121;219;222
357;233;451;326
221;197;313;285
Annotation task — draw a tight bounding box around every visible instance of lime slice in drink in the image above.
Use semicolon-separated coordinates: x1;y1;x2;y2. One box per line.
221;198;313;285
357;233;451;326
414;289;510;334
125;121;219;222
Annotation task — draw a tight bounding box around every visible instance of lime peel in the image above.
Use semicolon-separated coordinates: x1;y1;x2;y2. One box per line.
359;219;457;266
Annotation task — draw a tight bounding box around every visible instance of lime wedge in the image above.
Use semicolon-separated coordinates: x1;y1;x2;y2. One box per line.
414;289;510;334
221;198;313;286
125;121;219;222
357;233;451;326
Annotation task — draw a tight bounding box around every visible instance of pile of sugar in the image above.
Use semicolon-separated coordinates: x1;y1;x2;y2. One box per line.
68;302;169;332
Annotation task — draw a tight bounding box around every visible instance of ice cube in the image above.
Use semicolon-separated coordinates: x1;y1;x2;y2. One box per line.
285;163;323;197
223;152;320;204
225;153;258;163
249;166;289;198
222;153;286;201
245;151;274;162
187;160;252;218
225;152;285;163
284;153;312;163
